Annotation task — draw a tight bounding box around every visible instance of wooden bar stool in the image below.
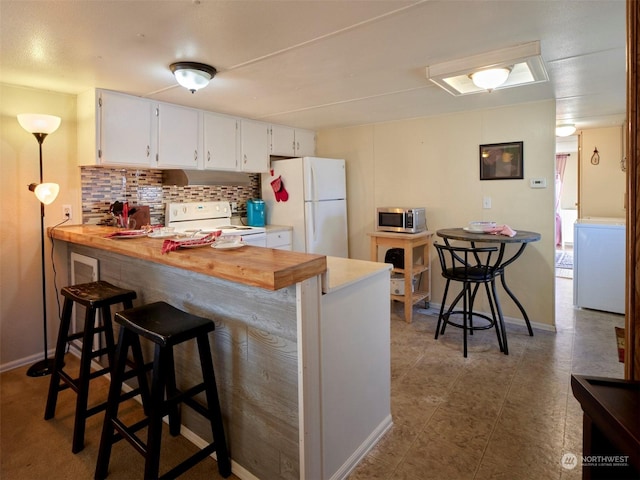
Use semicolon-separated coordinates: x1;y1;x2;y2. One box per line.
45;280;150;453
95;301;231;480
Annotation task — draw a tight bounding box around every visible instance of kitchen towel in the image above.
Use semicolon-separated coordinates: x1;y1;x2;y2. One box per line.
486;225;517;237
161;232;219;254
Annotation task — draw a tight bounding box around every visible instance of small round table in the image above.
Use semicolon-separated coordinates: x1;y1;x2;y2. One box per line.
436;228;541;340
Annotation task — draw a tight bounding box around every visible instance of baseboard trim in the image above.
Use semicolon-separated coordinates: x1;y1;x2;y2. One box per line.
328;415;393;480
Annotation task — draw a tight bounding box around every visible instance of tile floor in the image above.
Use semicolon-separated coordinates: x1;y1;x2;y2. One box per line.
348;276;625;480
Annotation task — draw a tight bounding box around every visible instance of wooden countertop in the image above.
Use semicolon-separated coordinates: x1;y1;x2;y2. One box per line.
49;225;326;291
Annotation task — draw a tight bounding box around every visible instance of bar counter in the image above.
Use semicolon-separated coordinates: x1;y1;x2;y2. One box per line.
49;225;326;290
50;224;392;480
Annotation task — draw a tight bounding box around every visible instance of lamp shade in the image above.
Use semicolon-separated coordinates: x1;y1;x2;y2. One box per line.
170;62;217;93
469;67;511;91
29;182;60;205
17;114;61;134
556;124;577;137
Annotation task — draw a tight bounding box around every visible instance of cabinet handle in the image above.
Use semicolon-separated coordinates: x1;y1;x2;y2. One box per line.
146;145;150;157
244;154;247;164
194;150;198;162
207;150;211;162
296;141;300;151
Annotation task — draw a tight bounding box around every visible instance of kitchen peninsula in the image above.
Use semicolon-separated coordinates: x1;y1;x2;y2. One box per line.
50;225;392;480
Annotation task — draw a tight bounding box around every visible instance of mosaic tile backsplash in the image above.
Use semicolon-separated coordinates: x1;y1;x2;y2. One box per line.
81;167;261;225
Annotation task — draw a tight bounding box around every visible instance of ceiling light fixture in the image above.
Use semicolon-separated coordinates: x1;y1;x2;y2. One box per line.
469;67;512;91
170;62;217;93
426;41;548;96
555;124;577;137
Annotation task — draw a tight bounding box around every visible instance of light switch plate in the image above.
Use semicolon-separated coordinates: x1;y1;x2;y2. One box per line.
530;178;547;188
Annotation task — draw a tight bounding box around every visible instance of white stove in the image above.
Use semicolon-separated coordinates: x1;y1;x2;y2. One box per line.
165;201;266;247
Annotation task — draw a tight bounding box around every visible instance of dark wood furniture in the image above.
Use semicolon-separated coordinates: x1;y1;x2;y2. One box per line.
571;375;640;479
95;301;231;479
45;281;148;453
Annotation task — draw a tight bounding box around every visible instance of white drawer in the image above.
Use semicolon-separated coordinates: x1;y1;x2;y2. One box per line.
267;230;292;248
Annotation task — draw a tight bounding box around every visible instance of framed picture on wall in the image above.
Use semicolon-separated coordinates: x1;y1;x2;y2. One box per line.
479;141;523;180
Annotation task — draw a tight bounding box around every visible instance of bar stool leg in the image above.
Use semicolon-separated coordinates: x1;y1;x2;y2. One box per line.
434;279;450;339
197;334;231;477
165;348;182;437
72;305;99;453
144;345;168;480
129;334;152;415
45;297;73;420
95;328;132;480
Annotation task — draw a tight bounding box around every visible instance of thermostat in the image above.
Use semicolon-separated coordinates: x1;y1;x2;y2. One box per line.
530;178;547;188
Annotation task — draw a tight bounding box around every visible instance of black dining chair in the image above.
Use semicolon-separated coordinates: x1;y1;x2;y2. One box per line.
434;242;507;357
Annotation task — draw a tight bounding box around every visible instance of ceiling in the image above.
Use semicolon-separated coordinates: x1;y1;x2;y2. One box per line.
0;0;627;132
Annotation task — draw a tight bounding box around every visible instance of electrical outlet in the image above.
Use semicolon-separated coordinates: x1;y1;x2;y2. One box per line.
63;204;72;219
482;196;492;209
231;202;238;213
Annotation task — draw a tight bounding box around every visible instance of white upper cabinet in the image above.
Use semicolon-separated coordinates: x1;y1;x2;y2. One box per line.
78;89;312;172
294;128;316;157
270;125;296;156
240;119;270;173
78;89;154;167
203;112;239;171
155;103;201;169
270;124;316;157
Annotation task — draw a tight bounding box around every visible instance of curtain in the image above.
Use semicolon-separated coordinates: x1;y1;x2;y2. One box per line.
555;154;569;247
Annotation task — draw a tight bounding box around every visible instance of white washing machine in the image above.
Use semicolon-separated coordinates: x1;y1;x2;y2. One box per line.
573;218;625;314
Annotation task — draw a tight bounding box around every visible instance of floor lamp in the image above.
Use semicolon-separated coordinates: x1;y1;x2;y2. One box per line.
18;114;62;377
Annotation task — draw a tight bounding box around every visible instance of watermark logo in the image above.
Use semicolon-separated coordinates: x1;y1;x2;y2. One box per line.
561;452;630;470
561;453;578;470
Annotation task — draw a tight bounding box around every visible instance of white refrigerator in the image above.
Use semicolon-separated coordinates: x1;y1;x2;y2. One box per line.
261;157;348;257
573;218;625;314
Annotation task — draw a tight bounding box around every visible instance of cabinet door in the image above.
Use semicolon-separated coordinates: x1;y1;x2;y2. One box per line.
203;112;239;171
99;91;153;166
294;129;316;157
270;125;295;156
240;119;270;172
156;103;201;168
266;230;292;250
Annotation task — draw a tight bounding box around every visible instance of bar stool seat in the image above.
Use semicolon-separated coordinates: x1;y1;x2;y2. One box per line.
95;301;231;480
45;280;150;454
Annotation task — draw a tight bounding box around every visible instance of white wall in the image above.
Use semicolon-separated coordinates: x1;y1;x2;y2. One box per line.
0;84;81;370
317;100;556;328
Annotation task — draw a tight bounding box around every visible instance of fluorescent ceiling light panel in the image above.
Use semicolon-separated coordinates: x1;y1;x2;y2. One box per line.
426;41;548;96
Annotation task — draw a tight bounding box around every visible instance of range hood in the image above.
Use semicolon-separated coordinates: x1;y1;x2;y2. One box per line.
162;170;252;186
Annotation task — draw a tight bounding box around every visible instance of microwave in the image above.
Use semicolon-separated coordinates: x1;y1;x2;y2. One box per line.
376;207;427;233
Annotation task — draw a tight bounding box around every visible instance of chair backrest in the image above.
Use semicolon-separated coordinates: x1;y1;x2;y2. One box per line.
434;242;499;282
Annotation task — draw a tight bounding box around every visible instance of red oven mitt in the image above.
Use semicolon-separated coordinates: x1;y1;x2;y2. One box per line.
270;175;289;202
